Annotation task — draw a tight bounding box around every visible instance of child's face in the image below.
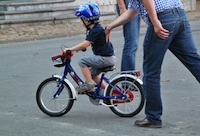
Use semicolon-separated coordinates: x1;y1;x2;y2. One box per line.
81;19;90;27
81;19;90;29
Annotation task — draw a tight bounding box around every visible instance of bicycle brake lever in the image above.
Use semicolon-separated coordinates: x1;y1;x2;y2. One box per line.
52;55;61;61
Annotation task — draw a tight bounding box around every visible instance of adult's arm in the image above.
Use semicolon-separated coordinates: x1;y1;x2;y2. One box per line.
105;10;137;41
116;0;127;14
142;0;169;39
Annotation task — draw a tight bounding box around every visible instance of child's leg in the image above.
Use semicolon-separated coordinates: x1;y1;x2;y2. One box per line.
93;76;105;95
93;76;106;89
80;66;93;84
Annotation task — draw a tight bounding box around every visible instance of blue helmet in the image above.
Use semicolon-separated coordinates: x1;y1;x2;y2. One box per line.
75;3;100;21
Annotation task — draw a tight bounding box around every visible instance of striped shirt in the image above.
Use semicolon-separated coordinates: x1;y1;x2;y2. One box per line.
128;0;183;24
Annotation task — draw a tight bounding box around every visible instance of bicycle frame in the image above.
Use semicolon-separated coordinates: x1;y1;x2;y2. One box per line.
52;56;128;101
52;58;83;99
94;72;127;100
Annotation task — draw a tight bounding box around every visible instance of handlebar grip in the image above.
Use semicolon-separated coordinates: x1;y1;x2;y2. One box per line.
63;50;74;59
82;48;86;52
65;50;71;55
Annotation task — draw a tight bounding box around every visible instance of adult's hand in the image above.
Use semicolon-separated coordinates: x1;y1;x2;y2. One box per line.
141;0;169;39
105;25;112;42
153;20;169;39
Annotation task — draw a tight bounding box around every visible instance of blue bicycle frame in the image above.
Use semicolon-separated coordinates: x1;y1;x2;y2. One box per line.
52;57;127;101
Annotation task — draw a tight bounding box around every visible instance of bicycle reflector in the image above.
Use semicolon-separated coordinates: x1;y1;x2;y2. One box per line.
135;71;141;77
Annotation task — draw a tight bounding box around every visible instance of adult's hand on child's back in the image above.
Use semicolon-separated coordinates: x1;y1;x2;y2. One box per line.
105;25;112;42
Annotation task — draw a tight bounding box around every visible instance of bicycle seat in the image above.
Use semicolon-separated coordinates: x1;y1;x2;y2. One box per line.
100;65;116;72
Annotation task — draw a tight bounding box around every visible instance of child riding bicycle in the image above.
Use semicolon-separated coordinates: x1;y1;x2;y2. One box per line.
63;3;117;93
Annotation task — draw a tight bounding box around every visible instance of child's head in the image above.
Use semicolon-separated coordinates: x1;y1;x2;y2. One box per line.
75;3;100;29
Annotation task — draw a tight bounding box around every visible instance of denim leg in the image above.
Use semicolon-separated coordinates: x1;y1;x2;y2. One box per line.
116;1;140;71
169;16;200;82
143;9;200;125
143;29;167;125
143;16;177;125
121;14;140;71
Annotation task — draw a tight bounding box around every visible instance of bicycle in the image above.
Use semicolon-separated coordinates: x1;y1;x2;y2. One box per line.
36;49;145;117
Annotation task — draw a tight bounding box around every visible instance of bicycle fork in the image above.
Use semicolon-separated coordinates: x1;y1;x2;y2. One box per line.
52;76;65;99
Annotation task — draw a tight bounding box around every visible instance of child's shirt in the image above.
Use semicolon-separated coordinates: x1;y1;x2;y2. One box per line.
86;24;114;57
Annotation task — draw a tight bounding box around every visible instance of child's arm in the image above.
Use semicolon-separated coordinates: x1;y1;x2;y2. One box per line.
64;40;91;52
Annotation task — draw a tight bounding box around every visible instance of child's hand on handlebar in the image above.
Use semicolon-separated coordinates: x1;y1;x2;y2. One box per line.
60;48;70;57
63;48;71;53
60;49;74;59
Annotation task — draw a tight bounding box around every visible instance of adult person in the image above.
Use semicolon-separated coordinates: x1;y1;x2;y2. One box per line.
106;0;200;128
116;0;140;71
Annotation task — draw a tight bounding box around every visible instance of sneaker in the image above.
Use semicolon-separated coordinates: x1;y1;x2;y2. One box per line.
76;83;95;93
134;118;162;128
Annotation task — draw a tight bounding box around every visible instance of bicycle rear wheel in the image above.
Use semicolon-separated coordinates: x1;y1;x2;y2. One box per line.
36;77;74;117
106;77;144;117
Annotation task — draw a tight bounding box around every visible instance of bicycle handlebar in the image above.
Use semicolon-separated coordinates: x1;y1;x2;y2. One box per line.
51;49;86;68
52;50;74;61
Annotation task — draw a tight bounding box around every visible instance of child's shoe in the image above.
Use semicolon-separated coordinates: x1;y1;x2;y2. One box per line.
76;82;95;93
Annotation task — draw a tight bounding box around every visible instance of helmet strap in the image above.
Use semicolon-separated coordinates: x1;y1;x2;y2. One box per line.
81;19;92;30
81;19;99;31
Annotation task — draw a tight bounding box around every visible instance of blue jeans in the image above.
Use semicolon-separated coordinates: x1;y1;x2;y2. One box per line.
143;8;200;125
121;14;140;71
116;1;140;71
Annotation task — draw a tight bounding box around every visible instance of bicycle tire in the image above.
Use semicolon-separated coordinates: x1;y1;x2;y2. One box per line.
36;77;74;117
106;76;144;117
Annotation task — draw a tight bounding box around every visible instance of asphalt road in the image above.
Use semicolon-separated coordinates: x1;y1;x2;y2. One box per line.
0;21;200;136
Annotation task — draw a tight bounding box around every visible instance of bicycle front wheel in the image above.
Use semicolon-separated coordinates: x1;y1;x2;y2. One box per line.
36;77;74;117
106;77;144;117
